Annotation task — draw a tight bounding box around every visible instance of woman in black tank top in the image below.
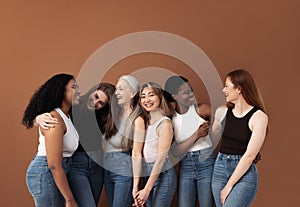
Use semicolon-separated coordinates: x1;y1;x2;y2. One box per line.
211;69;268;207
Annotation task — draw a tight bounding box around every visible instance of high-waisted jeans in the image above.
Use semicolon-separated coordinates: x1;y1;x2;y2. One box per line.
26;155;72;207
68;151;104;207
178;147;216;207
143;158;176;207
212;153;258;207
103;151;133;207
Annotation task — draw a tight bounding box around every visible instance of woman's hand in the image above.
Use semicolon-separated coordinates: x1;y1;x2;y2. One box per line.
197;121;210;138
132;188;150;207
220;184;233;205
66;199;78;207
35;113;58;129
132;186;140;206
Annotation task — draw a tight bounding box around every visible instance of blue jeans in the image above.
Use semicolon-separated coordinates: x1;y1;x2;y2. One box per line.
212;153;258;207
143;159;176;207
26;155;72;207
103;151;133;207
178;147;216;207
68;151;104;207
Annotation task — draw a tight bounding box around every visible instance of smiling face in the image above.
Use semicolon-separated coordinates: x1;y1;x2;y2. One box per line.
173;82;195;108
115;79;135;106
64;79;80;105
87;89;108;110
140;86;161;112
223;77;241;103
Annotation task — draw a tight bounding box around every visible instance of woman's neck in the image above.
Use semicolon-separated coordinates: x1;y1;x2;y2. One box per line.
232;98;252;117
121;105;132;118
149;109;164;125
60;103;71;117
176;104;191;114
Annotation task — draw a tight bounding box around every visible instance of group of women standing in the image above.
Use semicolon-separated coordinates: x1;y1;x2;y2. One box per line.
22;69;268;207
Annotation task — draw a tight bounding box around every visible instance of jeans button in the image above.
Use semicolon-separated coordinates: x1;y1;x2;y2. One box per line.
227;155;230;159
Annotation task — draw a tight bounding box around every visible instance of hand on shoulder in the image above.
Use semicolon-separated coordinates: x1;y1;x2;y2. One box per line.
40;110;65;135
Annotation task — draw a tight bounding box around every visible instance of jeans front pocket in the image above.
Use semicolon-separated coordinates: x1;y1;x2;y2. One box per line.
26;173;42;196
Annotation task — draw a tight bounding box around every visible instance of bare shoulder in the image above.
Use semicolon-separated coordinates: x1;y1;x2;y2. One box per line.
134;116;145;129
197;103;211;112
157;118;172;135
41;110;65;135
196;103;211;119
158;118;172;129
215;105;227;121
251;110;268;124
134;116;144;124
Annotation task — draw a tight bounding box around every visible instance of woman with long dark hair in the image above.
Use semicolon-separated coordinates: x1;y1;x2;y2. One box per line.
133;82;176;207
35;82;115;207
22;73;80;207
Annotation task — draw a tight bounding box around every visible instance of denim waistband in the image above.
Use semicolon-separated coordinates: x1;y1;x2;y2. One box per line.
185;147;214;157
143;158;173;170
104;151;131;155
218;152;242;160
33;155;72;161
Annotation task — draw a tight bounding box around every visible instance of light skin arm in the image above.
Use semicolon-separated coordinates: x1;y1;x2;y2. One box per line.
35;113;58;129
43;111;77;207
220;110;268;204
210;105;227;149
132;116;146;206
134;119;173;206
170;103;211;160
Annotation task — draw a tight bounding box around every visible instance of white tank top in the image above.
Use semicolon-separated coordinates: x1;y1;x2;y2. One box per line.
102;119;131;152
172;105;212;152
143;116;170;163
37;108;79;157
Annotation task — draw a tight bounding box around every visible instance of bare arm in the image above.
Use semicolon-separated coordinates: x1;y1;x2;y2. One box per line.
170;103;211;160
43;111;77;207
220;110;268;204
210;105;227;149
35;113;58;129
134;119;173;206
132;116;145;206
169;122;210;160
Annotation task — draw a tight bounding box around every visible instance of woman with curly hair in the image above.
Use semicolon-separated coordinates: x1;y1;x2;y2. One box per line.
22;73;80;207
35;82;115;207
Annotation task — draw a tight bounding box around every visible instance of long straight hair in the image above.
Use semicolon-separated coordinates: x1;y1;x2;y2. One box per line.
106;75;148;150
226;69;267;114
140;82;175;126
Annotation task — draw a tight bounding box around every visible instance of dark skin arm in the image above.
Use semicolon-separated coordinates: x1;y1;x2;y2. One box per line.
42;110;77;207
169;103;212;162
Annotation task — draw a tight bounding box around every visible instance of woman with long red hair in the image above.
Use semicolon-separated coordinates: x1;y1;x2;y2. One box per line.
211;69;268;207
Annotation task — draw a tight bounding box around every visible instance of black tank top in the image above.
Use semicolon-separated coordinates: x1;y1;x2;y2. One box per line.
220;107;259;155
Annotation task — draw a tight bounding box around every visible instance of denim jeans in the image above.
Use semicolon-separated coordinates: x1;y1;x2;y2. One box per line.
103;151;133;207
178;147;216;207
212;153;258;207
26;155;72;207
143;159;176;207
68;151;104;207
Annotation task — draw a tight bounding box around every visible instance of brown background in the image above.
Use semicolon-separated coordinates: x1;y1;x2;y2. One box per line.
1;0;299;206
